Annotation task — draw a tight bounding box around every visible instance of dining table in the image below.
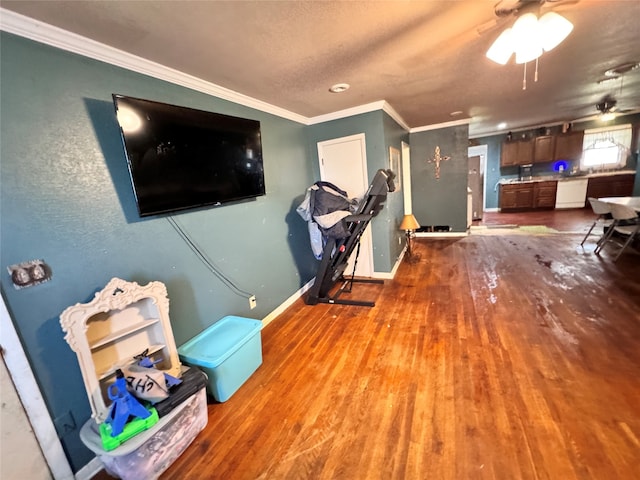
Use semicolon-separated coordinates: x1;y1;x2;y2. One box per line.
597;196;640;212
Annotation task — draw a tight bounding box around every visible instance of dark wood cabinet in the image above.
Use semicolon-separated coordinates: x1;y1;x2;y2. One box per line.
500;180;557;211
500;183;534;210
501;130;585;167
586;174;635;199
554;131;585;161
533;181;558;208
501;139;534;167
533;135;556;164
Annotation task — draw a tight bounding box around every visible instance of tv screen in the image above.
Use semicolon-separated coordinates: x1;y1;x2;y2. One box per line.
112;94;265;217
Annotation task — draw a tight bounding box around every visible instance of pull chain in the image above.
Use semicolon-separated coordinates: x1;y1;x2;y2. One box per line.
523;62;527;90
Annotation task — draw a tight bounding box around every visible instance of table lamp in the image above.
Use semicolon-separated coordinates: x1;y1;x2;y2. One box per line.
399;214;420;262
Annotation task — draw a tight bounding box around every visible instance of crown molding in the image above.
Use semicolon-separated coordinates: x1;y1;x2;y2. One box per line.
0;8;307;124
1;7;471;134
308;100;411;131
410;117;472;133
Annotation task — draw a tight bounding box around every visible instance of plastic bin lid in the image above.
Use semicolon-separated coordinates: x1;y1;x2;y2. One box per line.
178;316;262;369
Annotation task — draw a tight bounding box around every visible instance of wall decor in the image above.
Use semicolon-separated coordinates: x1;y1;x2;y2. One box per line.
427;146;451;179
7;259;51;289
389;146;402;191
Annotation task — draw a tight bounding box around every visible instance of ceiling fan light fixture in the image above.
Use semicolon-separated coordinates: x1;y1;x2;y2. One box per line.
512;13;543;64
486;11;573;65
600;112;616;122
486;27;514;64
538;12;573;52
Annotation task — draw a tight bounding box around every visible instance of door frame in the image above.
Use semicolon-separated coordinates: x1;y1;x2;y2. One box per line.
401;141;412;214
1;296;74;479
468;144;488;212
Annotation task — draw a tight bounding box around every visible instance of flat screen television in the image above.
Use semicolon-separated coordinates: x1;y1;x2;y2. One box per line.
112;94;265;217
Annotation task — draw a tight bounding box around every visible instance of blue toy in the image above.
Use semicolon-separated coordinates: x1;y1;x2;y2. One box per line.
104;369;151;437
134;349;182;388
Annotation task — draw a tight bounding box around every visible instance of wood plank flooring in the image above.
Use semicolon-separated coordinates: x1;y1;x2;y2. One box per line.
96;210;640;479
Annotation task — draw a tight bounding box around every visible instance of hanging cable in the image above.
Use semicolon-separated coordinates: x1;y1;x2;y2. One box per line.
167;216;253;299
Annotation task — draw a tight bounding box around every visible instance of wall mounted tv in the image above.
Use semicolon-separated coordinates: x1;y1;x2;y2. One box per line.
113;94;265;217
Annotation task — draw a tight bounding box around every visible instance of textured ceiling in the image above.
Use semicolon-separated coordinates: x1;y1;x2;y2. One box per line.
2;0;640;136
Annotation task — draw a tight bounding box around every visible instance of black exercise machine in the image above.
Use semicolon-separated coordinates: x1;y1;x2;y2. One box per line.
305;168;396;307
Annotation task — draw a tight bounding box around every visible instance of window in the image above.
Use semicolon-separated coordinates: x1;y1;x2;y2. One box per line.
580;124;632;170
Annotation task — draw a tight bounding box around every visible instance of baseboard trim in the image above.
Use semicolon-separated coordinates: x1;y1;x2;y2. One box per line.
415;231;468;238
75;456;103;480
261;279;314;328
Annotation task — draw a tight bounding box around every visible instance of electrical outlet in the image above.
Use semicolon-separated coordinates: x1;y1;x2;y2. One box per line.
249;295;257;309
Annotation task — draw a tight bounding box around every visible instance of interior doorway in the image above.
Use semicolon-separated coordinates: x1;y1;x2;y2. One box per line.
468;155;483;220
317;133;373;277
468;145;488;219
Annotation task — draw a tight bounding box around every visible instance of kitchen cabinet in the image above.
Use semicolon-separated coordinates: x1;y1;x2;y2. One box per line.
500;183;534;210
501;130;585;167
554;131;584;161
533;135;556;164
501;139;534;167
500;180;557;211
586;173;635;199
533;181;558;208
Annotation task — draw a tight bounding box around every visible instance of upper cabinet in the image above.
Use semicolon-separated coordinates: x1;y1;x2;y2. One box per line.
501;130;585;167
501;139;534;167
554;131;585;161
533;135;556;164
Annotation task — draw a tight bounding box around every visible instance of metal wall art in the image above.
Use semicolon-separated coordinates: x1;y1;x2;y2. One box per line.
427;146;451;180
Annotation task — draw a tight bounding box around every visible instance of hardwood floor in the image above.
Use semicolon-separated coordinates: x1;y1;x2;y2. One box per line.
97;210;640;479
474;207;597;232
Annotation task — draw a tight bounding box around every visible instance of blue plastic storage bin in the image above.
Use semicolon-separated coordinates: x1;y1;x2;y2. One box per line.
178;316;263;402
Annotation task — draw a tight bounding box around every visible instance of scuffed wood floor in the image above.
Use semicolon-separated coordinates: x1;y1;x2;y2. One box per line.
91;222;640;479
155;229;640;480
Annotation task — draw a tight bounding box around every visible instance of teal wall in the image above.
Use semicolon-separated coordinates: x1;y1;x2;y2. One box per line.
1;32;410;473
476;114;640;209
409;124;470;232
0;32;322;471
306;111;407;272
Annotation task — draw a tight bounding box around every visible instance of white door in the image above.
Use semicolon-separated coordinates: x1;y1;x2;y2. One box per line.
317;133;373;277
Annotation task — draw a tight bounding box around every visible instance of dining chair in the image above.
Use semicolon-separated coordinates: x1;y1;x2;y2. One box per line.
581;197;613;247
594;202;640;261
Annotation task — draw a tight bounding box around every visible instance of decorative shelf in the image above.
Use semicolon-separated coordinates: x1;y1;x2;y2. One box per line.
90;318;161;351
60;278;181;423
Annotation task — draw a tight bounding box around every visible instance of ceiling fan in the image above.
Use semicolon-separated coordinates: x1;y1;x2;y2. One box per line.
477;0;580;35
569;93;636;124
595;95;618;116
480;0;580;70
492;0;580;20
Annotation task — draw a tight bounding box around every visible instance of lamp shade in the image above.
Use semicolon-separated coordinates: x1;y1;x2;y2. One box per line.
399;214;420;231
512;13;542;64
486;27;514;65
538;11;573;52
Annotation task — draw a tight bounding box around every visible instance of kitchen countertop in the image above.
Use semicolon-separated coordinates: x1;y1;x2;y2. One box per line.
499;169;636;185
